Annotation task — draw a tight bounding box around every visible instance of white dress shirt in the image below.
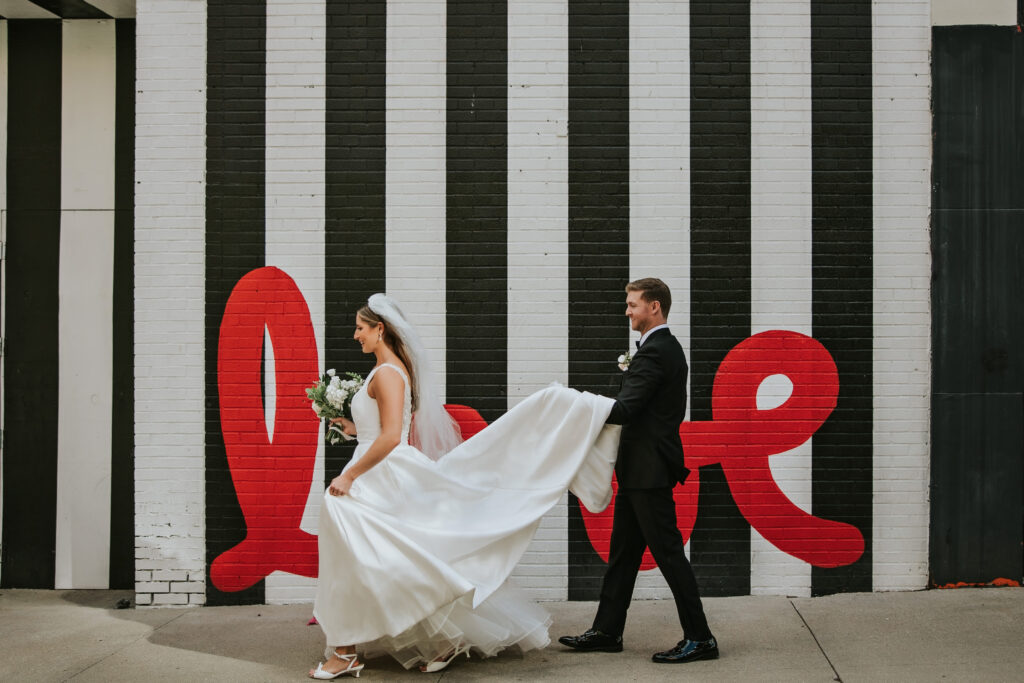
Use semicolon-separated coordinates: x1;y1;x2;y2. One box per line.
638;323;670;348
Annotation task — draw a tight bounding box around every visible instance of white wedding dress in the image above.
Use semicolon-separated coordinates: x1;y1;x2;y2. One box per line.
313;363;620;668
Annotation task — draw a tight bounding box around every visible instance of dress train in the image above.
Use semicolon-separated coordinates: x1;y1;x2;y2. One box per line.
314;367;618;668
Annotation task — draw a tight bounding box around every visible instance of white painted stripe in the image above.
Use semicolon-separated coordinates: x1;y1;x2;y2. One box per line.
263;0;326;604
508;0;568;405
932;0;1016;26
386;0;447;399
749;0;812;597
134;0;208;601
0;0;59;19
55;21;117;589
56;212;116;588
62;20;117;210
628;0;691;402
507;0;569;601
872;0;931;591
629;0;690;600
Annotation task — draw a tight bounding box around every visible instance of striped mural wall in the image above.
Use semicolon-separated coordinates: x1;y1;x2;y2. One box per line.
1;0;941;603
0;17;135;589
182;0;930;606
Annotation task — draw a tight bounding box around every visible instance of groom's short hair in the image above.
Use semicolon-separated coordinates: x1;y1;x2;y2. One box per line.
626;278;672;317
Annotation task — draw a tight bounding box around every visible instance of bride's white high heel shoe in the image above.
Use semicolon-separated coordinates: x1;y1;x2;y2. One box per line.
310;648;364;679
419;644;470;673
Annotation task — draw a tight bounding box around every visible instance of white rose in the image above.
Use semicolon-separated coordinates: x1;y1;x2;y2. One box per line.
325;384;347;410
326;369;336;377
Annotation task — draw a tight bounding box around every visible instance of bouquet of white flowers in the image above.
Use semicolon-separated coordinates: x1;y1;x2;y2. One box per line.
305;369;364;444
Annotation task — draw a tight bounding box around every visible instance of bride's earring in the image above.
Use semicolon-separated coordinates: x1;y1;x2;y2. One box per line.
378;332;383;342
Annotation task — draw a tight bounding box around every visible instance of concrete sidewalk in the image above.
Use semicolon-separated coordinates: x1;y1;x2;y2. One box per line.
1;587;1021;682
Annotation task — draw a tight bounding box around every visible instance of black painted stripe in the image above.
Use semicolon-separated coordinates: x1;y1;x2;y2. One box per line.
810;0;873;595
688;0;752;597
931;27;1024;586
1;20;62;589
205;0;266;606
445;0;508;425
109;18;135;590
324;0;387;484
566;0;631;601
28;0;109;19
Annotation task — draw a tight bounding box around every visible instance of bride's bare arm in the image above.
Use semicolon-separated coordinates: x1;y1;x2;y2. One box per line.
328;368;405;496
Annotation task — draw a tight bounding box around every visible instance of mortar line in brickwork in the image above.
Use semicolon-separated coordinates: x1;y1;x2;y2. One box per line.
790;600;842;682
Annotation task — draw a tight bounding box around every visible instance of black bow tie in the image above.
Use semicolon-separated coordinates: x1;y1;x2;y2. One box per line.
635;340;641;350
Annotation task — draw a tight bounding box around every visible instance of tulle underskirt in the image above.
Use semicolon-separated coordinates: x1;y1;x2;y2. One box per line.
358;582;552;669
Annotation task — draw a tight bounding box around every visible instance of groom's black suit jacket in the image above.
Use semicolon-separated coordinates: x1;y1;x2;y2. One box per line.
606;327;689;489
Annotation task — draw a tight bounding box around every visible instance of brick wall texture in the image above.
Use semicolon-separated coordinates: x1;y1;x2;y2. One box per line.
134;0;932;606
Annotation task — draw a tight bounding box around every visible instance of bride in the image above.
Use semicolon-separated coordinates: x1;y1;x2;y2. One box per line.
309;294;620;679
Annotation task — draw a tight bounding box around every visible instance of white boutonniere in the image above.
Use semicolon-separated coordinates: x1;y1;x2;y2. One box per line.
617;350;632;371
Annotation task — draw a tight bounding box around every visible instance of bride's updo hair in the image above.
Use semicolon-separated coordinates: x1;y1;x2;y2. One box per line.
357;305;418;411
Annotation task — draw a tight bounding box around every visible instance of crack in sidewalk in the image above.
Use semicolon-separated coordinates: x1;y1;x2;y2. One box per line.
790;600;842;682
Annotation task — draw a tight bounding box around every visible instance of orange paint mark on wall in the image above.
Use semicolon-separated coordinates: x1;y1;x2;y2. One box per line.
931;578;1021;589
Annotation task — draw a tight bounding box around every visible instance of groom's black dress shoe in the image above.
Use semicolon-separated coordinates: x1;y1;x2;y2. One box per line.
558;629;623;653
651;637;719;663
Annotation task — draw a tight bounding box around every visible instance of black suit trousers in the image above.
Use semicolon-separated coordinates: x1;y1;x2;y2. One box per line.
592;487;712;641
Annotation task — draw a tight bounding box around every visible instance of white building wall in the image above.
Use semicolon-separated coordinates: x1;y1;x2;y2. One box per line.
507;0;571;600
262;0;327;606
872;0;932;591
749;0;813;597
125;0;935;605
134;0;208;606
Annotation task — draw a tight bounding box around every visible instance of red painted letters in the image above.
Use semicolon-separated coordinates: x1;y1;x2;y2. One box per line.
211;267;321;592
212;270;863;591
580;331;865;569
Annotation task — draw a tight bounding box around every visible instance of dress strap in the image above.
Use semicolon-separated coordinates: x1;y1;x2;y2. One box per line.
368;362;410;389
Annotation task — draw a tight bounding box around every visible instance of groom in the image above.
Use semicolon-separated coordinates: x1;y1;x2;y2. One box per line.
559;278;718;663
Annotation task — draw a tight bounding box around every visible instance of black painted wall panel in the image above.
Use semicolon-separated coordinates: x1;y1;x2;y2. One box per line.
29;0;109;19
931;393;1023;584
1;20;62;589
109;18;136;590
933;212;1024;395
934;29;1024;215
932;25;1024;586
